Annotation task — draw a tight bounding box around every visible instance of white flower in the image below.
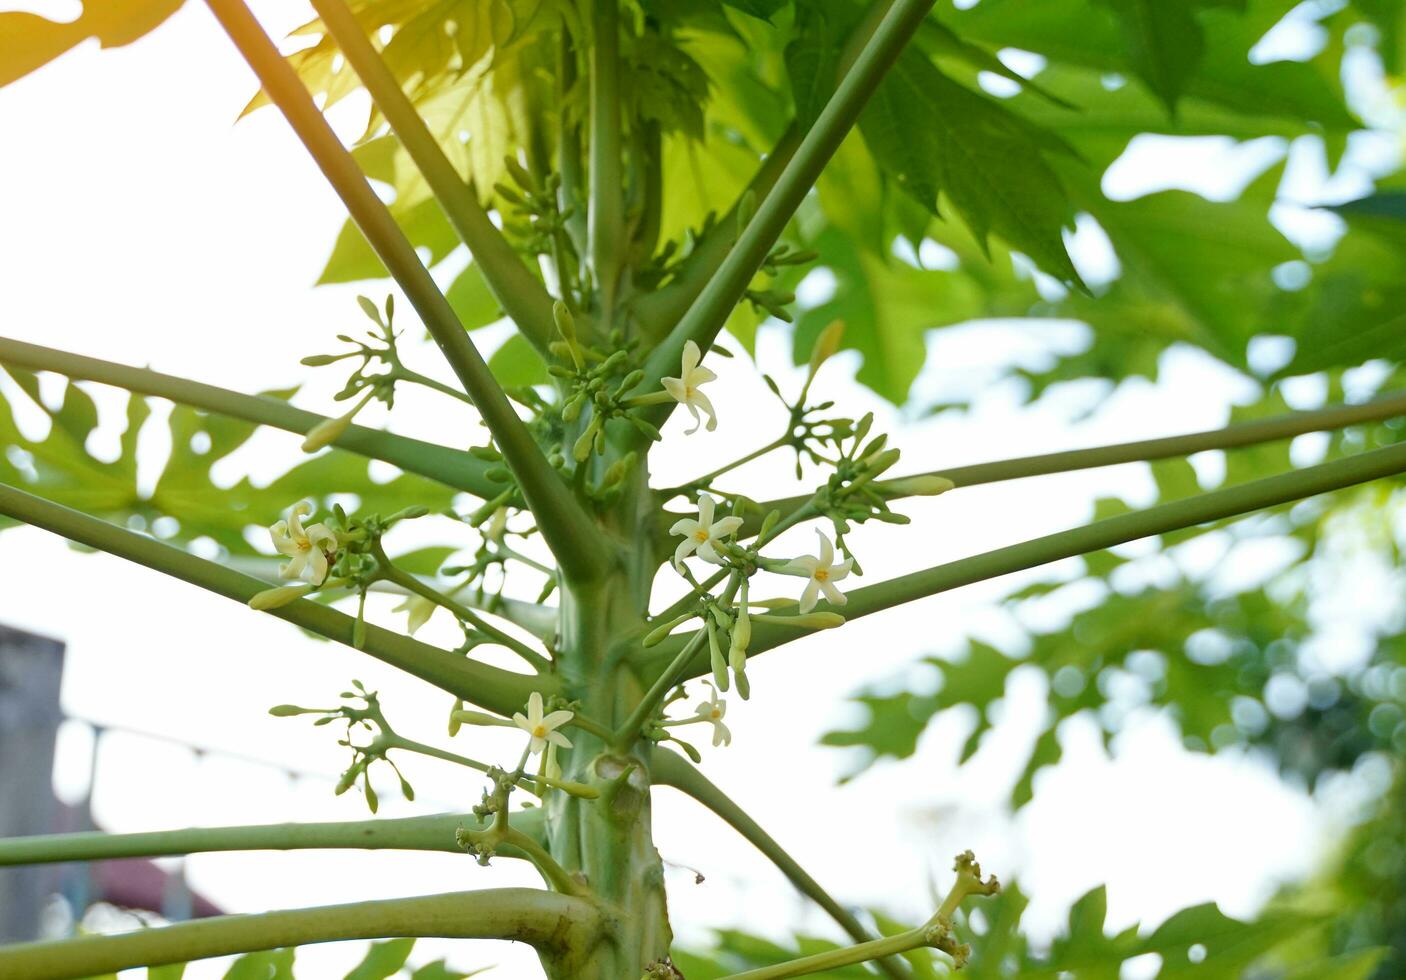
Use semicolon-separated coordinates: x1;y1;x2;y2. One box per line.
669;493;744;570
662;340;718;434
393;594;436;635
269;503;338;585
784;530;853;613
513;691;574;755
692;683;732;747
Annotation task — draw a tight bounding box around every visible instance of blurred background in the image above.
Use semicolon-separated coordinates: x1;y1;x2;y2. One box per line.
2;0;1405;976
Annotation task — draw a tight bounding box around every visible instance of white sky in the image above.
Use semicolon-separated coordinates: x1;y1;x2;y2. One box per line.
0;2;1397;977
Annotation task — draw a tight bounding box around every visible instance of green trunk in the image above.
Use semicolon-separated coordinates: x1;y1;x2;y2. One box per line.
540;458;675;978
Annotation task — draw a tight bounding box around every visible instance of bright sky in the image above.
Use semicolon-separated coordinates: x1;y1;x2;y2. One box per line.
0;2;1396;977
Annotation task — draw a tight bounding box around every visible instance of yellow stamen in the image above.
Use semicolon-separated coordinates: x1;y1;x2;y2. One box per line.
533;725;547;738
815;568;829;581
694;529;709;542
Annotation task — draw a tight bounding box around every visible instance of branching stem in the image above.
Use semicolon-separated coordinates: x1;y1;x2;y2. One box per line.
0;811;544;866
744;390;1406;534
375;547;552;671
646;439;1406;678
0;483;545;717
653;750;913;980
0;889;600;980
0;336;496;497
202;0;611;584
636;0;936;418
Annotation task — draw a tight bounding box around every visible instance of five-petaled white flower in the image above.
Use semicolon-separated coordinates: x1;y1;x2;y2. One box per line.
669;493;744;570
692;683;732;747
513;692;574;755
784;530;853;613
270;503;338;585
662;340;718;434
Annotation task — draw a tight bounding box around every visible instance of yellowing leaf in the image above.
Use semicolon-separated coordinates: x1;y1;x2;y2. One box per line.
0;0;183;87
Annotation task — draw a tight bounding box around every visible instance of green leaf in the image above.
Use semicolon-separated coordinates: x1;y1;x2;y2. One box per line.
445;263;503;331
389;546;456;576
223;948;295;980
344;938;415;980
487;333;548;387
1280;948;1390;980
410;960;489;980
1094;0;1208;113
147;965;186;980
1326;190;1406;221
949;0;1355;133
0;0;183;87
859;50;1082;285
720;0;787;21
1061;161;1297;368
785;5;846;129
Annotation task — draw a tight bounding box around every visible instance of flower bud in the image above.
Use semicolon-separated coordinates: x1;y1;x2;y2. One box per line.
643;612;693;647
864;448;902;478
553;300;577;342
300;411;354;453
884;475;956;497
248;584;311;610
268;704;314;717
450;709;515;729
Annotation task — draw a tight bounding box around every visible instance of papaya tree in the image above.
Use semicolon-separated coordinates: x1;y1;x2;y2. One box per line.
0;0;1404;977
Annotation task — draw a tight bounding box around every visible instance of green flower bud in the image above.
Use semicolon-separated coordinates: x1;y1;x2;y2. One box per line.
268;704;313;717
300;412;354;453
885;475;957;497
553;300;577;343
248;584;311;610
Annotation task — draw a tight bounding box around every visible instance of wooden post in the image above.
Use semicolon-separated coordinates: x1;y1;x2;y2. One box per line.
0;624;65;942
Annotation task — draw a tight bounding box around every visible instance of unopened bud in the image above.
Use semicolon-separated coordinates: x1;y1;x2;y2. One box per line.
885;475;956;497
269;704;314;717
553;300;577;342
249;584;311;610
300;411;354;453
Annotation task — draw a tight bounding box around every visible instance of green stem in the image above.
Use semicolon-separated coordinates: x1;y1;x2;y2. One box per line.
0;811;546;865
558;24;588;259
0;482;547;717
503;827;586;895
378;555;551;671
652;750;913;980
668;436;788;495
588;0;625;319
393;366;477;405
203;0;611;585
720;929;932;980
382;734;597;799
309;0;558;350
635;0;935;404
744;390;1406;535
0;335;496;497
612;632;706;747
648;439;1406;678
0;889;601;980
